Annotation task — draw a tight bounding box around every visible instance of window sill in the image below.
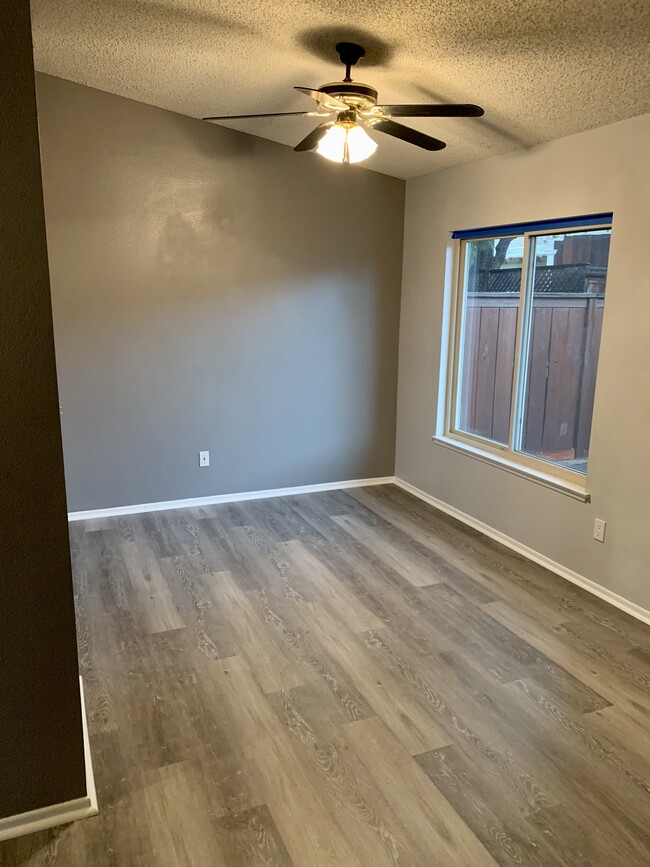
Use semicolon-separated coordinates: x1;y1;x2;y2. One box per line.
432;435;590;502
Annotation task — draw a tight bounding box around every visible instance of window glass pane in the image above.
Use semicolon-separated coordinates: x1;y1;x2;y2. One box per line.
456;235;523;444
517;228;610;473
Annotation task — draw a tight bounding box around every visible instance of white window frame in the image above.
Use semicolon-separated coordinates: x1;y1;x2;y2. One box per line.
437;221;612;501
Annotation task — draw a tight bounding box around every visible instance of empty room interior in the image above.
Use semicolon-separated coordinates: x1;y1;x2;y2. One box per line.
3;0;650;864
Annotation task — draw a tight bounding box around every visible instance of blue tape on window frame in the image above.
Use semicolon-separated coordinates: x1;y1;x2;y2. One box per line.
451;213;613;240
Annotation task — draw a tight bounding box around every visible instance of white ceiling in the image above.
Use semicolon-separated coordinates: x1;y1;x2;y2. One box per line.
31;0;650;179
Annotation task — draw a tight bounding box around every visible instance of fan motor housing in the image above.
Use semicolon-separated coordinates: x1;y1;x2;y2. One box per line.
319;81;378;110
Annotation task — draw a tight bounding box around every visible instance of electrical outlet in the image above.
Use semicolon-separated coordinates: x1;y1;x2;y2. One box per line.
593;518;606;543
199;450;210;468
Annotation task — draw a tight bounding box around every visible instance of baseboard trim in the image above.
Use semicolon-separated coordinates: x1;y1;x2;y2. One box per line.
67;472;650;625
68;476;396;521
0;676;98;843
394;477;650;628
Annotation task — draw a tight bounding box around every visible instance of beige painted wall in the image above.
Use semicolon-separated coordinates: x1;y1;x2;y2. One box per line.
396;112;650;611
35;75;404;512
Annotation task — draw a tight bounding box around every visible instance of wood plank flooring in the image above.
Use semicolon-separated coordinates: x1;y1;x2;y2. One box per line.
2;484;650;866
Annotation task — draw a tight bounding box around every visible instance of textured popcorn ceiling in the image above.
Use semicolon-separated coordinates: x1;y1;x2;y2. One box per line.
31;0;650;179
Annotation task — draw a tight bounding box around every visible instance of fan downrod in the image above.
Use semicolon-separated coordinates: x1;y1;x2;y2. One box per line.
336;42;366;82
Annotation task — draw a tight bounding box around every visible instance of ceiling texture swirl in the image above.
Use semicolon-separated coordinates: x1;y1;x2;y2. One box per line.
31;0;650;178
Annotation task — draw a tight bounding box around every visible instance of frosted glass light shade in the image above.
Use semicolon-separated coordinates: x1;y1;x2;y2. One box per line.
316;122;378;164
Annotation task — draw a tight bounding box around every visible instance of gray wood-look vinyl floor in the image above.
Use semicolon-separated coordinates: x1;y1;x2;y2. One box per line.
2;484;650;866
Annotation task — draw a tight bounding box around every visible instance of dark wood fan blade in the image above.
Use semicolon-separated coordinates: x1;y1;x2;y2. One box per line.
294;122;332;152
294;87;348;111
372;119;446;151
378;104;484;118
203;111;314;121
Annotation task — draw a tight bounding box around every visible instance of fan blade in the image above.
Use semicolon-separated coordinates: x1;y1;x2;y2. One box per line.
203;111;316;121
372;119;446;151
294;87;348;111
294;122;332;152
378;104;484;118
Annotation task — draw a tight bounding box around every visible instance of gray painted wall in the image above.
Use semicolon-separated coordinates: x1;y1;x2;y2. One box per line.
396;112;650;612
35;75;405;513
0;5;86;817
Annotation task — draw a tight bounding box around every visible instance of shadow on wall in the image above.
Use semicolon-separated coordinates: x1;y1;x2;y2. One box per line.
163;101;262;159
160;110;400;295
35;74;404;510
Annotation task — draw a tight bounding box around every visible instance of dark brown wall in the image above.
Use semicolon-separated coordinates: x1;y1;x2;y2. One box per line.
0;1;86;816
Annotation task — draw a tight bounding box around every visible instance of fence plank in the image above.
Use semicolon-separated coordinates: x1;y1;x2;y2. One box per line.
541;307;574;456
522;306;552;456
474;307;499;438
459;306;481;432
555;306;588;454
575;300;604;458
491;307;517;444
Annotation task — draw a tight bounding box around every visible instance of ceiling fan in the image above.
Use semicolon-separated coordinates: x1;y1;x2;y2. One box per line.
203;42;484;165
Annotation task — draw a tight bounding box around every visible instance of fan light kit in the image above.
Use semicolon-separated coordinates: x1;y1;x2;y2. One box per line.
317;116;378;163
203;42;484;165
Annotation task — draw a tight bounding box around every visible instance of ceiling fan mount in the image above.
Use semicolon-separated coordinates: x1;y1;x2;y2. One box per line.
335;41;366;81
203;41;484;164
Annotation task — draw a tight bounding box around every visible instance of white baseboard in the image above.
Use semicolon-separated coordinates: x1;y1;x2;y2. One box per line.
67;472;650;626
0;676;98;843
394;477;650;628
67;476;397;521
